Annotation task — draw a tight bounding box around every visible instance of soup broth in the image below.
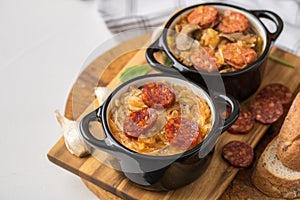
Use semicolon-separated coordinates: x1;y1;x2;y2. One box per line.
167;5;263;73
108;80;212;156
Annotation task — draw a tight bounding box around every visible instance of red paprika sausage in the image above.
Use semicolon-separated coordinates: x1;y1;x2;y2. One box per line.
222;43;257;69
218;10;249;33
165;117;200;149
222;141;254;168
190;47;219;72
188;6;219;27
228;109;255;134
123;108;158;139
142;82;175;109
250;97;283;124
256;83;292;105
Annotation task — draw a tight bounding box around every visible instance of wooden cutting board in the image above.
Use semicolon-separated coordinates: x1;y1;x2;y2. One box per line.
47;33;300;200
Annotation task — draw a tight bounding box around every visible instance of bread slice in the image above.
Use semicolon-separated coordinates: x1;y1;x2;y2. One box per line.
252;137;300;199
277;92;300;171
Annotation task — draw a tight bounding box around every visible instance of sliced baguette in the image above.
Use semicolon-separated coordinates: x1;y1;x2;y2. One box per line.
277;92;300;171
252;137;300;199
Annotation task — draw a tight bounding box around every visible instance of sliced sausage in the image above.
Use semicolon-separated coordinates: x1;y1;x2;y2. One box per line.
256;83;292;105
250;97;283;124
218;10;249;33
142;82;175;109
164;117;200;149
222;141;254;168
187;6;219;27
123;108;158;139
190;47;219;72
222;43;257;69
228;109;255;134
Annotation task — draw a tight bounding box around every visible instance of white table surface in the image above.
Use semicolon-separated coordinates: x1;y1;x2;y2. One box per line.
0;0;112;199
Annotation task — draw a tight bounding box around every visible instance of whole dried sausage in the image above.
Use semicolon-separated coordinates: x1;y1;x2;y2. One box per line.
222;141;254;168
228;109;255;134
190;47;219;72
164;117;200;149
222;43;257;69
250;97;283;124
187;6;219;27
256;83;292;105
142;82;175;108
218;10;249;33
123;108;158;139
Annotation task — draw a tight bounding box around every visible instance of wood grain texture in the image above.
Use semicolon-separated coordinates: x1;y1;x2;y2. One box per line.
220;85;300;200
47;34;300;200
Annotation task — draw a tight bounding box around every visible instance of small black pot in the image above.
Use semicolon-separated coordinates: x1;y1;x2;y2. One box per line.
80;74;239;191
146;3;283;101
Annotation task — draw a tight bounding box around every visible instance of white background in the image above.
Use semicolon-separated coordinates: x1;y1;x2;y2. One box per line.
0;0;111;199
1;0;299;199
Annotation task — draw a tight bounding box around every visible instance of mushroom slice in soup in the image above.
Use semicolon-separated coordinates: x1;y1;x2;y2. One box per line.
219;32;257;48
175;24;200;51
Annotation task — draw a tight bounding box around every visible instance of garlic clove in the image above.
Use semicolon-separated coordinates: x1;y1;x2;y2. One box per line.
94;87;112;105
55;110;90;157
54;87;111;158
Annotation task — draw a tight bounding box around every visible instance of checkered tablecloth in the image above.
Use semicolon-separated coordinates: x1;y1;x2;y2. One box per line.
98;0;300;56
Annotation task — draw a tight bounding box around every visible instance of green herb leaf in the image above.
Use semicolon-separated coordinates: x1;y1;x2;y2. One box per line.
163;56;172;67
268;54;295;68
120;65;151;82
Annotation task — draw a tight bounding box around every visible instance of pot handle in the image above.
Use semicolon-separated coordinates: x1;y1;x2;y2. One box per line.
79;106;114;151
216;94;240;132
250;10;283;42
146;38;178;74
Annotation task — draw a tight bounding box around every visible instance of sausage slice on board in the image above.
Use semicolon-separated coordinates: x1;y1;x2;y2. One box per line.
250;97;283;124
255;83;292;105
222;141;254;168
228;109;255;134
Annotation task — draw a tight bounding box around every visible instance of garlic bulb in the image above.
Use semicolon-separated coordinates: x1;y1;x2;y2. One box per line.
94;87;112;105
55;110;90;157
55;87;111;158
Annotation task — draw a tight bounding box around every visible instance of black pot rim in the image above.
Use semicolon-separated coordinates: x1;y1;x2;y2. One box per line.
98;73;223;160
159;2;280;76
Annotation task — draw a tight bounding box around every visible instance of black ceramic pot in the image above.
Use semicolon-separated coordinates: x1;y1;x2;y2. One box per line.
146;3;283;101
79;74;239;191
